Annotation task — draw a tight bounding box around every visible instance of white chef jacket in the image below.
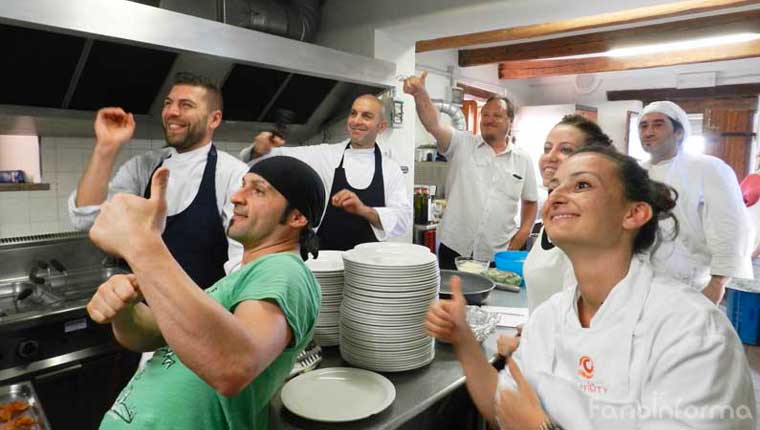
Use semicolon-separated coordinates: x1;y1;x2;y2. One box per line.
244;140;411;242
439;129;538;262
523;227;574;313
748;201;760;255
68;143;248;272
498;256;756;429
644;151;753;289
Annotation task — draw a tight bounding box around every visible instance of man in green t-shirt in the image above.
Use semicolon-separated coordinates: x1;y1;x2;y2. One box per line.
85;156;326;429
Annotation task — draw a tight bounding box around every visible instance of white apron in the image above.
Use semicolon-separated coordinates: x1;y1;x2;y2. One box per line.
523;227;573;313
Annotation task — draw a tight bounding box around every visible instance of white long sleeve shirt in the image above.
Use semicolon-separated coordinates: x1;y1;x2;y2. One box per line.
644;151;753;289
498;256;756;429
68;143;248;271
243;141;411;241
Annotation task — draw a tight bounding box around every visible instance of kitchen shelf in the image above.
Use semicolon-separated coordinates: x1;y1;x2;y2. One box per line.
0;183;50;192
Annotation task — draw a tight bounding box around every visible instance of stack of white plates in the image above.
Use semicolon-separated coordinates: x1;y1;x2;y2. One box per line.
340;242;439;372
305;250;345;346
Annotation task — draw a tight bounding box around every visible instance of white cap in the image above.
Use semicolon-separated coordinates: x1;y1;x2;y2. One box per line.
640;101;690;138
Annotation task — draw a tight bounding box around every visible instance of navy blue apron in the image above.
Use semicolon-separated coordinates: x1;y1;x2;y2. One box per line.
317;143;386;251
144;145;228;289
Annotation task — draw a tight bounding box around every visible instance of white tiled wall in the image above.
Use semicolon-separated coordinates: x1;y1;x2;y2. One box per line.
0;137;249;238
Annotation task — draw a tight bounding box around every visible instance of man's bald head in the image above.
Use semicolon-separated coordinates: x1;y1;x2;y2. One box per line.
355;94;386;118
346;94;388;148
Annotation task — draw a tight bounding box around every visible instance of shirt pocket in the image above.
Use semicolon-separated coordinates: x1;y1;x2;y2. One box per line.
485;172;524;243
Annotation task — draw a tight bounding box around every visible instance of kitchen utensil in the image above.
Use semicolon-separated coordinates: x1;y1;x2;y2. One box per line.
288;342;323;379
271;108;296;140
439;270;495;305
281;368;395;422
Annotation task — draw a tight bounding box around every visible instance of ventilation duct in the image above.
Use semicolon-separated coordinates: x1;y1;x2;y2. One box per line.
159;0;320;42
0;0;394;142
433;101;466;131
225;0;320;42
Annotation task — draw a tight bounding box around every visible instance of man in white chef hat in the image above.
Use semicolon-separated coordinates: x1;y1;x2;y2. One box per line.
638;100;753;303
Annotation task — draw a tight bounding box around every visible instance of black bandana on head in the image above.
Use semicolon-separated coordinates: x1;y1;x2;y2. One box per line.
248;157;325;260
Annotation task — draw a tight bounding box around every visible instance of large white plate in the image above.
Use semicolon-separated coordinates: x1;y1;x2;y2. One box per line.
354;242;432;255
281;367;395;422
343;248;437;267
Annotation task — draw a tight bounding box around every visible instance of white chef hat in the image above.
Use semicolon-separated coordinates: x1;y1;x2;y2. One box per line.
640;101;690;140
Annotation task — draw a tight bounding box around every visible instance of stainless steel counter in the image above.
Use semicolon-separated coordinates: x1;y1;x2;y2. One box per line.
270;287;527;430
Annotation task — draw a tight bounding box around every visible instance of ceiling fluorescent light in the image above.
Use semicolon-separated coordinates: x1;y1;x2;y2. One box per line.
608;32;760;57
548;32;760;60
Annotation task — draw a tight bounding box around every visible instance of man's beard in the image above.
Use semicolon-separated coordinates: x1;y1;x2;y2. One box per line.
163;121;205;152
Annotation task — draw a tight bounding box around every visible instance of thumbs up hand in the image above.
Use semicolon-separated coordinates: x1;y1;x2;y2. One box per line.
90;167;170;258
402;71;428;97
425;275;470;345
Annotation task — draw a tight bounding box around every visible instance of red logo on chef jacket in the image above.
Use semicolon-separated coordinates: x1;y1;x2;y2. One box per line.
578;356;594;379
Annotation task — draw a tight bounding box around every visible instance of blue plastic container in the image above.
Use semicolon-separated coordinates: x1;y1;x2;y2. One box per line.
725;278;760;346
494;251;529;286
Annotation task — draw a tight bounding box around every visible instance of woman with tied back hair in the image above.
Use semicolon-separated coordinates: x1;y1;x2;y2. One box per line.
524;114;613;313
426;145;755;429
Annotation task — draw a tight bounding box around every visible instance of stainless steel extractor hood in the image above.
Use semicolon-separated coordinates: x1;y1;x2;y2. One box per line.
0;0;396;142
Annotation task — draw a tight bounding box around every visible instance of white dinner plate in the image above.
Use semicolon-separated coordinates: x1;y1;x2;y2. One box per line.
354;242;432;255
281;367;395;422
343;248;437;267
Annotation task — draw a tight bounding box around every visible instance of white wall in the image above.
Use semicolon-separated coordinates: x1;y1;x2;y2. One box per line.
512;104;576;187
597;100;644;153
0;138;249;238
510;57;760;107
374;29;416;243
0;135;41;183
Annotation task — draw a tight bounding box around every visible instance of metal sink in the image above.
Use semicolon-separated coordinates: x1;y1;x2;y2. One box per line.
47;267;129;301
0;281;64;317
0;267;128;320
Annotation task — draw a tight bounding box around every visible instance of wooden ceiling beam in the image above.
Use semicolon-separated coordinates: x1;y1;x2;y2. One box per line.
607;83;760;101
456;83;500;99
416;0;760;53
497;38;760;79
460;10;760;66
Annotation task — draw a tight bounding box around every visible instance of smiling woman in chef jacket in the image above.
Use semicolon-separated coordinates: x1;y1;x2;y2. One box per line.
426;145;756;429
523;114;613;312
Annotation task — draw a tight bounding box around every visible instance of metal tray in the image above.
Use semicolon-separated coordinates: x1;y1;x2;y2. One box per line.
0;381;50;430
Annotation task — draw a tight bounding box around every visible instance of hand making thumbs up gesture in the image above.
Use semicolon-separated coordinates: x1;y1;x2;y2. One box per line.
402;71;428;97
89;167;170;259
425;275;469;345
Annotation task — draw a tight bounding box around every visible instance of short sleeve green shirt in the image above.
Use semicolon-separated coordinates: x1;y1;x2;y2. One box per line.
99;253;320;430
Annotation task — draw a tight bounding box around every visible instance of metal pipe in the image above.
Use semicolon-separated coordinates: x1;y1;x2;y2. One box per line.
433;101;466;131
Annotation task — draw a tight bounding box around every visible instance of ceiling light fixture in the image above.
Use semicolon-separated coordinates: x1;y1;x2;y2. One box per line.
548;32;760;60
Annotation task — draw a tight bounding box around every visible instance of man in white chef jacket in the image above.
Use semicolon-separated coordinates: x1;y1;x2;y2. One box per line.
638;100;753;303
69;72;248;287
403;73;538;269
240;94;411;251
